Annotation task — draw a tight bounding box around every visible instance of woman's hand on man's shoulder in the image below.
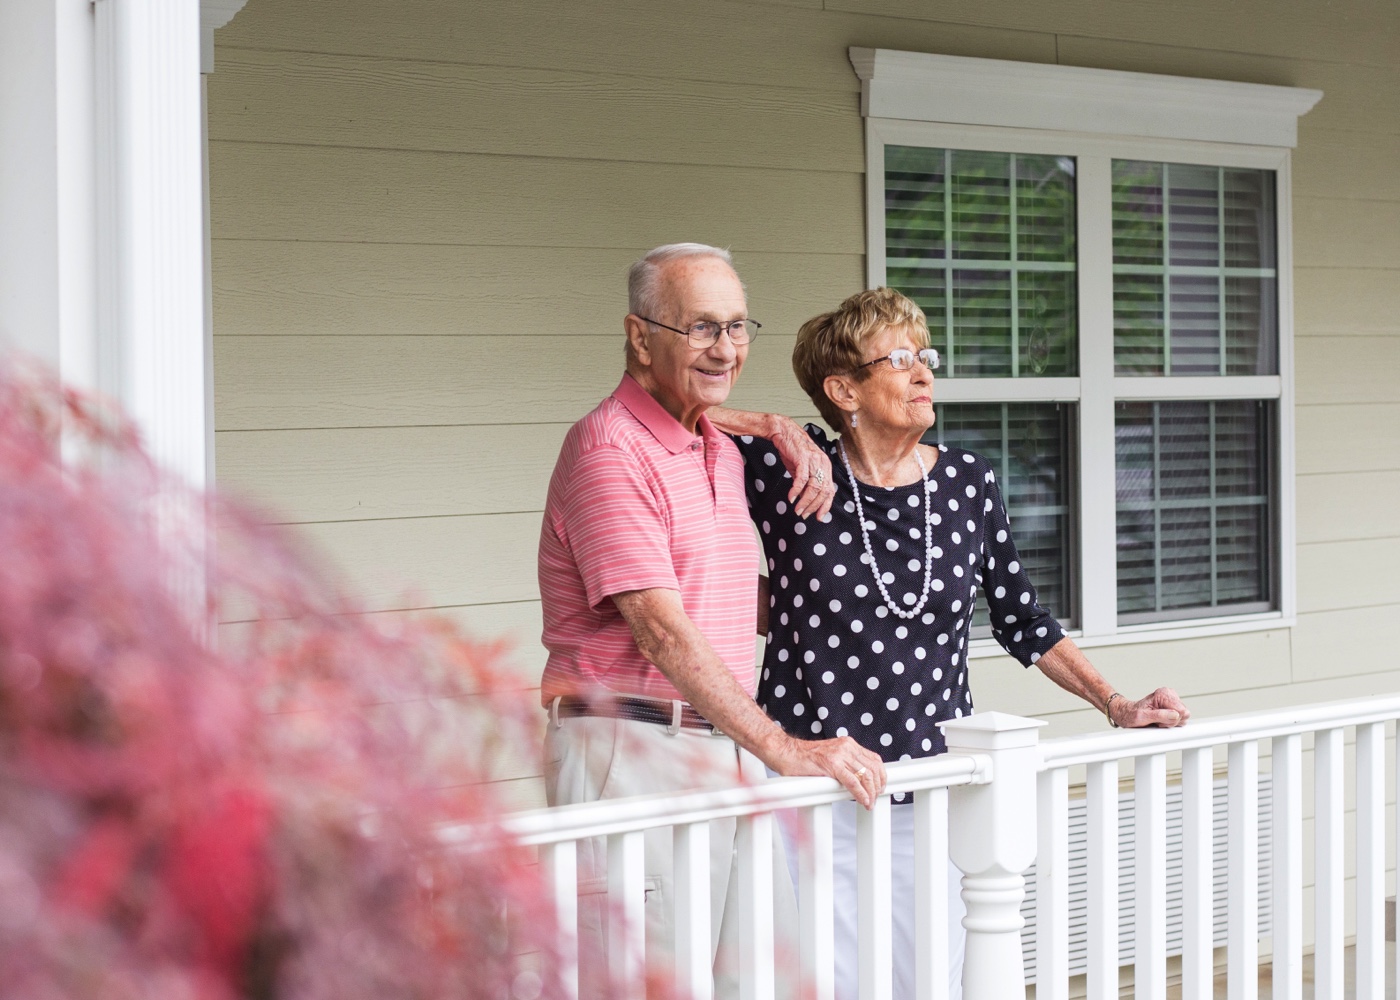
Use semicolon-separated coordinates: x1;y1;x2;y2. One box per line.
768;416;836;520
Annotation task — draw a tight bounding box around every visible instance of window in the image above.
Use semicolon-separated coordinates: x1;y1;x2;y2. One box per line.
852;48;1321;644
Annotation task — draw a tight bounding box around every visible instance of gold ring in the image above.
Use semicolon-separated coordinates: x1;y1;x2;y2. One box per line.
855;765;867;777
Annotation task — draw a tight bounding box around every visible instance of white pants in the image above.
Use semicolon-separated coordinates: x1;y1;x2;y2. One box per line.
777;798;967;1000
545;715;800;999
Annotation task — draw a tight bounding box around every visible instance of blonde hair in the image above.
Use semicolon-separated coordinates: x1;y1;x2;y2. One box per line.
792;287;930;429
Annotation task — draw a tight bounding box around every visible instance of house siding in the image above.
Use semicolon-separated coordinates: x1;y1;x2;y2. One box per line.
208;0;1397;907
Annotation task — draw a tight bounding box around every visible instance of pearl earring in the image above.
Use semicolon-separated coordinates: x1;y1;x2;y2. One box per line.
851;412;859;428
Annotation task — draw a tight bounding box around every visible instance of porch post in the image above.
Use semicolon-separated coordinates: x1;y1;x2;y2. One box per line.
93;0;206;488
0;0;98;389
940;712;1046;1000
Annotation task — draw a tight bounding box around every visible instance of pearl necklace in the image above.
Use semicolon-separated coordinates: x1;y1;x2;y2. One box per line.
838;440;936;620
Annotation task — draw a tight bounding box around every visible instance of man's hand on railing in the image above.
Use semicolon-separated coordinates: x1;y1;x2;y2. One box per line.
1109;686;1191;729
768;733;888;810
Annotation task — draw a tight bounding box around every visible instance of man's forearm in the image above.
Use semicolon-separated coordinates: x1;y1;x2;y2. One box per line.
613;589;792;765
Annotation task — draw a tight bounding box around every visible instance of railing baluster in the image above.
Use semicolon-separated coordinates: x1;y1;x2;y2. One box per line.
797;804;836;1000
1313;727;1345;1000
913;789;949;1000
737;812;776;1000
674;821;713;1000
857;795;893;1000
1036;767;1070;1000
1227;740;1259;1000
1270;734;1303;1000
543;840;579;1000
1180;747;1214;1000
608;830;646;994
1354;722;1385;1000
1085;759;1119;1000
1134;753;1167;1000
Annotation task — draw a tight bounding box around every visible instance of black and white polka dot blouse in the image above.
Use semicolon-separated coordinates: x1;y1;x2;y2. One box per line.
734;425;1065;767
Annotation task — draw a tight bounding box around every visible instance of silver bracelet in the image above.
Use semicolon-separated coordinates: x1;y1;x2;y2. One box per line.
1105;692;1125;728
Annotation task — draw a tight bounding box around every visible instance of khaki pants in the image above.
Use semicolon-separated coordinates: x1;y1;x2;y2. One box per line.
544;714;800;999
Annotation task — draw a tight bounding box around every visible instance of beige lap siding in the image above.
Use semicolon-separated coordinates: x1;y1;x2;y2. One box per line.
209;0;1400;858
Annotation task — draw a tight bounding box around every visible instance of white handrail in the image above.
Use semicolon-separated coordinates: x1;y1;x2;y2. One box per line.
1039;693;1400;768
443;752;990;849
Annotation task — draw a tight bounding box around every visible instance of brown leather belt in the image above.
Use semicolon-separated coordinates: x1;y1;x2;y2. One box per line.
552;694;717;733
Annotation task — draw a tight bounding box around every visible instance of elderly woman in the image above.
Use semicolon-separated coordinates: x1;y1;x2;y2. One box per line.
720;287;1190;1000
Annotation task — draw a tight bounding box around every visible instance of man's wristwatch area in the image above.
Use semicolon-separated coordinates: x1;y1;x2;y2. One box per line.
1104;692;1125;728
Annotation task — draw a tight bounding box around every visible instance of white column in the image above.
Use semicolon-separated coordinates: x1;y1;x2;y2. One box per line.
198;0;248;487
0;0;98;390
94;0;206;488
941;712;1047;1000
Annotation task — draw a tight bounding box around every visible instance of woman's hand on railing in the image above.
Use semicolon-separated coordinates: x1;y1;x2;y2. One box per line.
1110;686;1191;728
768;733;888;810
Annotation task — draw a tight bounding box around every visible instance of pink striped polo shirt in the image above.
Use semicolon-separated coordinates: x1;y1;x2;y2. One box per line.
538;374;760;705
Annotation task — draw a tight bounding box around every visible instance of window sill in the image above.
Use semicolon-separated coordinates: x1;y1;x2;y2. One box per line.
966;611;1293;660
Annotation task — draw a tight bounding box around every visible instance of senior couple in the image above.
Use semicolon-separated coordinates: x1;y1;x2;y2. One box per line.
538;243;1190;999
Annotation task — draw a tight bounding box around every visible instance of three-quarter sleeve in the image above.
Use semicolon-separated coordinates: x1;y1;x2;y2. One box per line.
979;466;1066;667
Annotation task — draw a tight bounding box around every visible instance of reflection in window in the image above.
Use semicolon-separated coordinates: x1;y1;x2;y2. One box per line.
887;147;1078;378
927;403;1076;633
1115;400;1274;622
1112;162;1278;376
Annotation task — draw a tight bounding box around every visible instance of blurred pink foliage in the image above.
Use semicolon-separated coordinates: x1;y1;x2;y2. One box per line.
0;363;565;1000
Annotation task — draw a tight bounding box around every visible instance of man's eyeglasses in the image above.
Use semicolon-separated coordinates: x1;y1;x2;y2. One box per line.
639;316;761;349
855;347;941;373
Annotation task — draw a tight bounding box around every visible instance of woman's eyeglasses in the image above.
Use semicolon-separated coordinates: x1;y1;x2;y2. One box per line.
855;347;941;373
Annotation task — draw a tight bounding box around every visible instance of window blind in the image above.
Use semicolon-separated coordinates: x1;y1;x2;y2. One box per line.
1112;162;1278;377
1115;401;1273;622
886;146;1077;379
929;403;1076;632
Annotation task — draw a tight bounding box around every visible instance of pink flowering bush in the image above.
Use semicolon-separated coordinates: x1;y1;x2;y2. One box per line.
0;364;565;999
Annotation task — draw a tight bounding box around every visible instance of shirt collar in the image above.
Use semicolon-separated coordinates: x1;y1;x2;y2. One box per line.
612;374;706;455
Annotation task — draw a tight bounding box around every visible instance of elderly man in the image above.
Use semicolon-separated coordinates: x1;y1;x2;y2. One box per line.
539;243;884;997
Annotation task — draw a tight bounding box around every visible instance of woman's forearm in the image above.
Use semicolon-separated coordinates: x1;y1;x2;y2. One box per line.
1034;636;1116;714
709;406;785;439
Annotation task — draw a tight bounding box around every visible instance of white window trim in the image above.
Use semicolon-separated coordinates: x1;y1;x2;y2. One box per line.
852;49;1323;649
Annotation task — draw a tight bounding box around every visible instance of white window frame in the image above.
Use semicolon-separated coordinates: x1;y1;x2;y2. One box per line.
851;49;1322;652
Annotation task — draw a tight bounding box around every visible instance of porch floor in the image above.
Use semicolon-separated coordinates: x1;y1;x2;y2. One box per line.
1033;942;1397;1000
1162;942;1397;1000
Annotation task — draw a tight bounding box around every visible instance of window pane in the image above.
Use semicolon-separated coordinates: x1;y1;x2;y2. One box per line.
1112;161;1278;376
1225;275;1279;375
1167;164;1220;268
1112;161;1164;266
1168;274;1222;374
928;403;1076;632
886;145;1077;378
1020;270;1077;376
1224;168;1277;269
953;270;1012;376
951;150;1011;260
1115;400;1274;622
1113;273;1165;374
1016;155;1077;263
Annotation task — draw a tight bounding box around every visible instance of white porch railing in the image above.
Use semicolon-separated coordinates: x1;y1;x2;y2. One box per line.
448;696;1400;1000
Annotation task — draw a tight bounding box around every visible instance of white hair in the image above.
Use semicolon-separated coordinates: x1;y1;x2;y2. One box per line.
627;243;736;320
